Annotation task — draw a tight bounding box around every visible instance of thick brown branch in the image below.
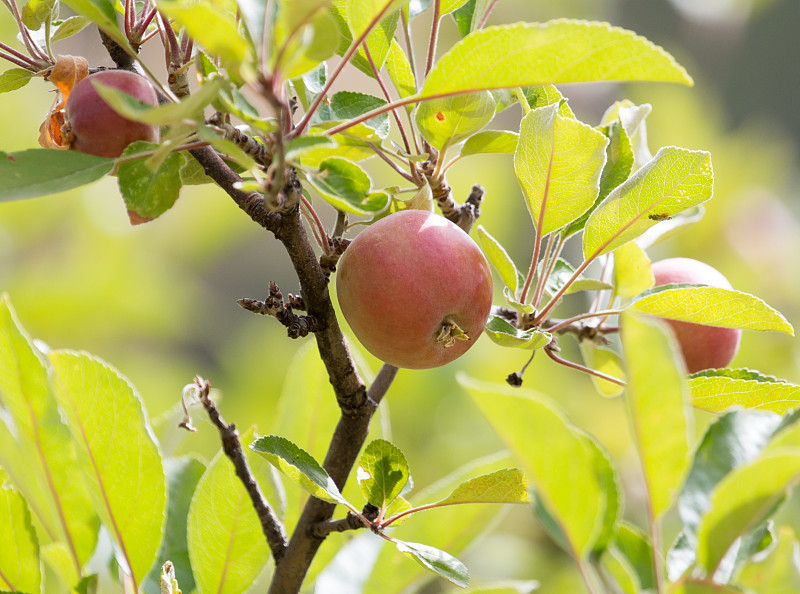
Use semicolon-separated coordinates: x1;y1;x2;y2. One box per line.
422;165;484;233
192;376;289;561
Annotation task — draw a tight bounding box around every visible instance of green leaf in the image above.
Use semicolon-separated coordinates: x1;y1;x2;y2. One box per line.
438;468;529;506
272;0;339;79
522;85;575;118
543;258;612;297
451;0;476;37
696;449;800;575
158;1;249;69
582;146;713;259
600;100;653;172
50;16;91;42
308;157;389;215
420;20;692;100
385;39;417;101
188;429;273;594
738;526;800;593
514;103;608;235
0;69;33;94
0;486;40;594
358;439;410;509
285;136;337;161
670;580;744;593
632;286;794;335
689;372;800;414
416;91;496;150
0;296;99;572
563;119;633;238
60;0;126;45
93;77;225;126
476;225;519;293
613;522;656;591
251;434;352;508
313;91;390;138
613;241;654;302
21;0;55;29
484;315;552;350
621;312;690;519
0;150;114;201
363;451;515;592
677;409;781;548
440;0;469;14
599;546;639;594
117;142;185;223
347;0;405;72
393;540;470;587
459;374;618;558
580;344;625;397
141;457;206;594
49;350;167;588
460;130;518;157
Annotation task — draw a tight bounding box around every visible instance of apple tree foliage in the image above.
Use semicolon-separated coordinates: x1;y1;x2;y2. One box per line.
1;0;799;593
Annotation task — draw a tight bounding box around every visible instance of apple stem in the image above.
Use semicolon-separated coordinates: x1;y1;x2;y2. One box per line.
544;344;625;387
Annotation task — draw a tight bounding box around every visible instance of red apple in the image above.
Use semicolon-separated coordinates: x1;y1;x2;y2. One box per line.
651;257;742;373
65;70;159;158
336;210;493;369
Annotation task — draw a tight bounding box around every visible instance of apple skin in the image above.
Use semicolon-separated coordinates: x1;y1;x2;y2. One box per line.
651;257;742;373
336;210;493;369
65;70;159;158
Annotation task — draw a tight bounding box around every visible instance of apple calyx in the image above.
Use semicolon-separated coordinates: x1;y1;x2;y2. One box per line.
436;319;470;347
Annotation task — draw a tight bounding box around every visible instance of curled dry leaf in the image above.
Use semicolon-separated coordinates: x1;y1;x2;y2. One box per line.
38;55;90;149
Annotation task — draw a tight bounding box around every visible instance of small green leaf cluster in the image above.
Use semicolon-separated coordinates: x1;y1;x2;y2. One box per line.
251;434;529;587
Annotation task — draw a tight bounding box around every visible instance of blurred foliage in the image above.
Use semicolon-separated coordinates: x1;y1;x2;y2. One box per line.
1;0;799;591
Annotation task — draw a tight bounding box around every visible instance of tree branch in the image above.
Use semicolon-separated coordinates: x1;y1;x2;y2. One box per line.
191;376;289;561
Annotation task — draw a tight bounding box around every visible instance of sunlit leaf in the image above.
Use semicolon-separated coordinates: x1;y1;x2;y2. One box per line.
0;486;40;594
514;103;608;235
421;20;692;99
141;457;206;594
49;350;166;588
0;149;113;201
476;225;519;293
583;147;712;259
313;91;390;138
251;435;353;508
0;69;33;93
460;130;518;157
0;297;99;572
385;39;417;101
347;0;405;71
689;372;800;414
308;157;389;215
631;286;794;335
272;0;339;79
696;449;800;576
188;429;274;594
621;312;690;519
358;439;410;509
50;15;91;41
614;522;656;591
601;100;652;171
21;0;55;29
543;258;612;297
738;526;800;593
158;1;249;69
580;344;625;397
563;119;633;238
416;91;495;150
613;242;653;302
393;539;469;587
459;374;618;558
600;546;639;594
484;315;551;350
60;0;126;45
437;468;529;506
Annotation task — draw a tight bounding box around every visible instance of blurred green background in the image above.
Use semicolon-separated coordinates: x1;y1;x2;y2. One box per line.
1;0;799;592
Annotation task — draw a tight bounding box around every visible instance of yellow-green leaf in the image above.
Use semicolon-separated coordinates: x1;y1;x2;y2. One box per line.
613;242;654;302
689;373;800;415
514;103;609;235
49;350;166;589
459;374;617;558
632;286;794;334
580;344;625;397
695;449;800;575
738;526;800;593
437;468;529;506
415;91;495;151
583;146;713;259
358;439;409;509
476;225;519;293
621;312;690;519
420;20;692;99
385;39;416;101
0;486;41;594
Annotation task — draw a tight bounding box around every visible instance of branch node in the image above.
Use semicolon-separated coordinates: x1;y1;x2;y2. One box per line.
238;282;325;338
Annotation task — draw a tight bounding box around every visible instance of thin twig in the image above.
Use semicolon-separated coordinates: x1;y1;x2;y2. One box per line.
192;376;289;562
544;345;625;386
